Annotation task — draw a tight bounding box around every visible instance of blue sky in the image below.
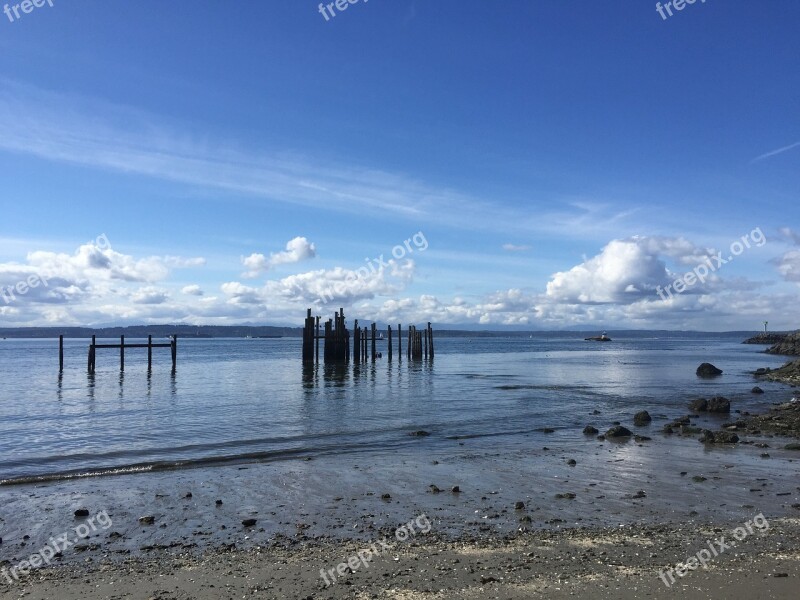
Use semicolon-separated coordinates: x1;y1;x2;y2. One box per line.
0;0;798;330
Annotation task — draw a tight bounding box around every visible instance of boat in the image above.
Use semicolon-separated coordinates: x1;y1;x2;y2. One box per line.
585;331;611;342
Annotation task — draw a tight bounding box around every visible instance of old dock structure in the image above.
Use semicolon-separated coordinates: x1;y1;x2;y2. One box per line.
58;334;177;373
302;308;433;363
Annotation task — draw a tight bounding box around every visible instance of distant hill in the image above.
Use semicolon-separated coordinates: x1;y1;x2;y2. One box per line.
0;325;302;339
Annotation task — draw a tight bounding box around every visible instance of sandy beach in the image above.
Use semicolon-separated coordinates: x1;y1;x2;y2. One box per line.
2;398;799;599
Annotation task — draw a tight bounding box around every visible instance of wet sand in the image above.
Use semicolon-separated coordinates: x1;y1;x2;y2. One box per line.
2;397;799;598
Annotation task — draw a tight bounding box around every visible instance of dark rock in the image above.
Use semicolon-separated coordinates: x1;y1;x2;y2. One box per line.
713;431;739;444
242;518;257;527
743;333;788;345
699;429;716;443
567;459;577;466
74;508;90;518
785;443;800;451
634;435;652;442
451;486;461;493
690;398;708;412
409;430;430;437
605;425;633;438
583;425;599;435
542;428;555;434
633;411;652;426
692;476;707;482
690;396;730;413
429;484;441;493
215;499;223;506
751;386;764;394
381;493;391;500
697;363;723;377
708;396;731;413
514;501;525;510
555;492;577;499
766;332;800;356
139;515;156;525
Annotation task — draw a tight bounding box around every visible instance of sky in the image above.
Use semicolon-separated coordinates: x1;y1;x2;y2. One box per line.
0;0;798;331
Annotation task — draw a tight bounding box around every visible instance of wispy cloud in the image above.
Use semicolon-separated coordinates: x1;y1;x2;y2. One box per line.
502;243;532;252
0;80;638;239
750;141;800;164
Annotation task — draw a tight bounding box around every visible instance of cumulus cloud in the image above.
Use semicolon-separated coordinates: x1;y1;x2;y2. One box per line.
131;286;169;305
181;284;204;296
241;237;316;278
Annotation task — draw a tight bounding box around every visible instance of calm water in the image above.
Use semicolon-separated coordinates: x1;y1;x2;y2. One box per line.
0;333;788;484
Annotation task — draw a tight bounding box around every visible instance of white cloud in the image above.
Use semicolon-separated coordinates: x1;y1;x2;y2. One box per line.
241;237;316;278
131;287;169;305
181;284;204;296
502;243;531;252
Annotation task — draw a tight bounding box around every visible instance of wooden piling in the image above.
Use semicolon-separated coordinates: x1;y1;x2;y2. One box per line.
120;335;125;372
148;335;153;370
387;326;392;361
371;323;376;361
428;322;434;358
59;335;64;372
171;335;177;371
398;324;402;359
88;334;96;374
315;315;320;363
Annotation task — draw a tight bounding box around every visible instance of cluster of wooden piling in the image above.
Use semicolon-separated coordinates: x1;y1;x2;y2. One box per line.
59;334;177;373
302;309;433;364
407;324;434;360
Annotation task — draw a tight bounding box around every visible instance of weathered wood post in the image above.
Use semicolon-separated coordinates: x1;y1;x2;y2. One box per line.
428;322;434;359
387;325;393;361
424;326;428;359
171;335;177;371
371;323;376;361
120;335;125;371
398;324;402;359
353;319;359;363
315;315;320;363
88;335;96;374
59;335;64;372
148;335;153;370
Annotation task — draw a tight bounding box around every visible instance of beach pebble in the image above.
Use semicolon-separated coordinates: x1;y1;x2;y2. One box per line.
74;508;90;517
138;516;155;525
242;518;257;527
583;426;598;435
514;501;525;510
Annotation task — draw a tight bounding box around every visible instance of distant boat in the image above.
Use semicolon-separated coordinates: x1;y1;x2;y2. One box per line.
585;331;611;342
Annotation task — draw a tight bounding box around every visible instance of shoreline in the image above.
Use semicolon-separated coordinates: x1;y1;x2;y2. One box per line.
2;353;799;597
4;518;799;598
